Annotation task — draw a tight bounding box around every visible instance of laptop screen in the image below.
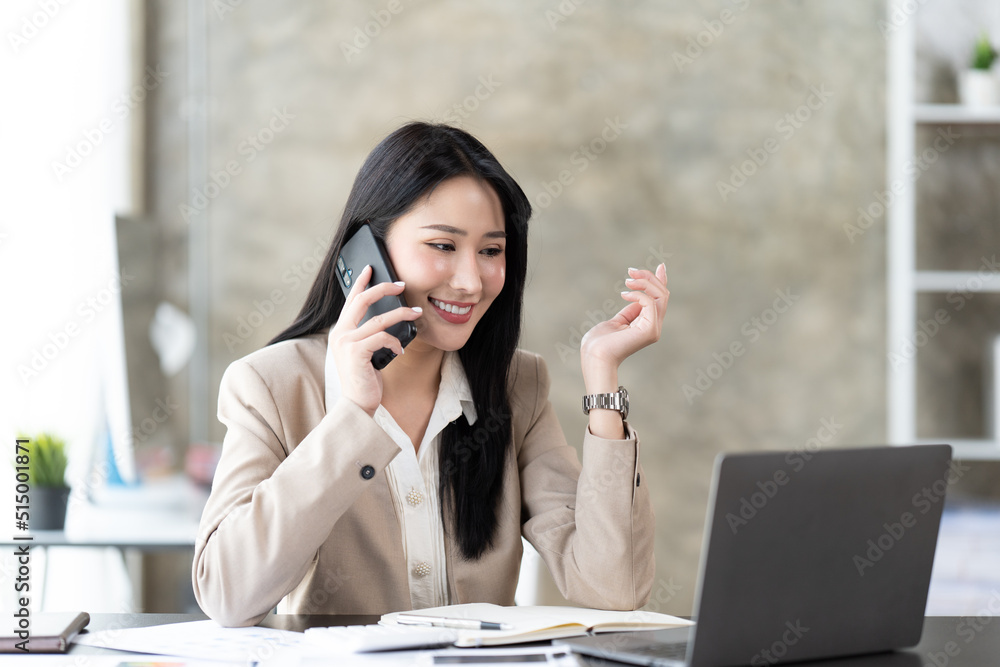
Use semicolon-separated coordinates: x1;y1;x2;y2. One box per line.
687;445;952;667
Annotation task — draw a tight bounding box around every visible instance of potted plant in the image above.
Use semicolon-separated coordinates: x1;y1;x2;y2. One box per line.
959;33;998;106
17;432;71;530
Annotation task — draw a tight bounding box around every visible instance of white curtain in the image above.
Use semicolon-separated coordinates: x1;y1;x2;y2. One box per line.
0;0;138;612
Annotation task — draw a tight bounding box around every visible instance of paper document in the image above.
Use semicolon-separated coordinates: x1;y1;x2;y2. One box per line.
0;657;231;667
73;619;301;662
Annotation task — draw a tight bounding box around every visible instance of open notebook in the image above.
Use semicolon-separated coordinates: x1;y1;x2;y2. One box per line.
381;603;691;647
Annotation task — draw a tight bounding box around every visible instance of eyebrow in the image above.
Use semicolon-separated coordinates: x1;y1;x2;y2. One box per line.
421;224;506;239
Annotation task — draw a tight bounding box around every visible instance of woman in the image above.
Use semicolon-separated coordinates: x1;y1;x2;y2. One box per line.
192;122;669;627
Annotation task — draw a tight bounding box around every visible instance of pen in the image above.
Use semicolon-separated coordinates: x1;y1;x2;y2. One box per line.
395;614;513;631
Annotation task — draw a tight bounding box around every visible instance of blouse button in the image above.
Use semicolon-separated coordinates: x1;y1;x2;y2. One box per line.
406;488;424;506
413;562;431;578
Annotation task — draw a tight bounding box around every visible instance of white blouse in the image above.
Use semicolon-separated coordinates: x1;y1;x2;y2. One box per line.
325;346;477;609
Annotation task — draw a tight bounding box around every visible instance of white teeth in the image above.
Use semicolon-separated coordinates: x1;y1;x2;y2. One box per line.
431;298;471;315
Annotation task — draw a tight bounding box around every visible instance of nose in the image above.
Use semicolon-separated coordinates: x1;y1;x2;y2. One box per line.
449;249;482;295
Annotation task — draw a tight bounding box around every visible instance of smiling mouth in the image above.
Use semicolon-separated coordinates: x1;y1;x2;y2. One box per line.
429;298;473;315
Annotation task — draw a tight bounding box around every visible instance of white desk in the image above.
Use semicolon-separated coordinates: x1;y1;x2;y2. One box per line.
4;475;206;548
1;476;208;610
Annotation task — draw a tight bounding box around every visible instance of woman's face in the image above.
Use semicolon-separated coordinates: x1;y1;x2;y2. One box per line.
384;176;507;352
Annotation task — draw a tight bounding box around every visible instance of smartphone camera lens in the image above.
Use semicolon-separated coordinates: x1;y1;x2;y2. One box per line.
337;255;352;287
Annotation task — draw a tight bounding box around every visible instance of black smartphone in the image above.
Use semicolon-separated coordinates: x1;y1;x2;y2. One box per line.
336;223;417;369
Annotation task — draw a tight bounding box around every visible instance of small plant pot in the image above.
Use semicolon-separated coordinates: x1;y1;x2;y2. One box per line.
959;69;999;106
31;486;70;530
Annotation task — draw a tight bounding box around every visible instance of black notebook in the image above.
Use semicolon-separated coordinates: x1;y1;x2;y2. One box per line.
0;611;89;653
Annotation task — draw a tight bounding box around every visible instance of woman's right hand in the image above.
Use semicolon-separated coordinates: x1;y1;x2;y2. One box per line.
328;265;423;416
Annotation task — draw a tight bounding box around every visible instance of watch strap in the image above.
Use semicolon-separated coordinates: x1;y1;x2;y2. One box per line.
582;385;629;420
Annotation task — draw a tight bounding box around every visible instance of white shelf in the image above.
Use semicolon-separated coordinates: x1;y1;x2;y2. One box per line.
915;104;1000;125
915;271;1000;292
887;1;1000;459
916;440;1000;461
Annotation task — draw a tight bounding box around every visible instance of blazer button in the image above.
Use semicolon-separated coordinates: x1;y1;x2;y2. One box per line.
360;465;375;480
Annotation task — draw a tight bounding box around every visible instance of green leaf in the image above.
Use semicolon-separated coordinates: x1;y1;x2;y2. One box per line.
971;33;997;70
14;432;68;488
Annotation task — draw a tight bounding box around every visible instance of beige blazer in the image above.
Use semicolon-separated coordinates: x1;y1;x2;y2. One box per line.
192;333;655;626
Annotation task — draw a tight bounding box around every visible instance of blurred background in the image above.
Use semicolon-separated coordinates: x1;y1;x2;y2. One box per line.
2;0;999;617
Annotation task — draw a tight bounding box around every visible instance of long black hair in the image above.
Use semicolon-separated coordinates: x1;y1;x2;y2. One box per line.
268;122;532;559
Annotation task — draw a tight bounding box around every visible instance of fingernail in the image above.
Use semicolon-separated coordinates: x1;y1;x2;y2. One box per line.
625;277;636;284
394;281;405;287
628;267;638;273
411;306;423;313
621;291;631;297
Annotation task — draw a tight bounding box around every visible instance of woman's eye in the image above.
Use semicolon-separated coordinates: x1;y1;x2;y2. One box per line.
482;247;504;257
429;243;455;252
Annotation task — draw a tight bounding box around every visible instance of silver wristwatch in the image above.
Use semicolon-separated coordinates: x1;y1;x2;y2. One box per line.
582;385;629;420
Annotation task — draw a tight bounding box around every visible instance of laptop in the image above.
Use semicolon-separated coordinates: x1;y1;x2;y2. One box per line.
557;445;953;667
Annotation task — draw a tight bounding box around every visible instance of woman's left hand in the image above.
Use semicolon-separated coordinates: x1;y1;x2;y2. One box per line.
580;263;669;370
